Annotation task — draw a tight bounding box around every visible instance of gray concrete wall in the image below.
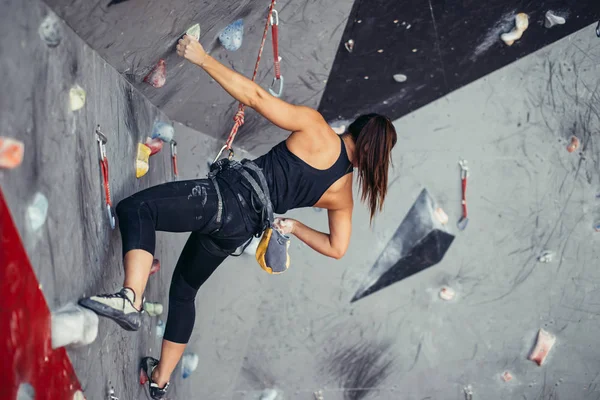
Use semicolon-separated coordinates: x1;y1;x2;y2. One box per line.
3;0;600;398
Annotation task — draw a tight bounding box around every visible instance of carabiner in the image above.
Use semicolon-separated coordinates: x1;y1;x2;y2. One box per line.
458;159;469;179
106;204;116;229
228;148;235;160
212;144;228;164
270;9;279;26
269;75;284;98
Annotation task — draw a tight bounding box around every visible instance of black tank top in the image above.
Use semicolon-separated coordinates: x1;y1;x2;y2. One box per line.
252;135;353;214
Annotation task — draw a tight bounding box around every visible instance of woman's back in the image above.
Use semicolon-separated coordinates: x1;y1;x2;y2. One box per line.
253;130;353;214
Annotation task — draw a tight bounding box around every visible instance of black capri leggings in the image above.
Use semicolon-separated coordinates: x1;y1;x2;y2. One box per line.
115;170;262;344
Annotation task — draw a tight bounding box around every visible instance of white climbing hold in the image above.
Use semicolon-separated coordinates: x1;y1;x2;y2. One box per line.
260;389;282;400
181;353;199;379
144;302;163;316
439;287;455;301
544;11;565;29
151;121;175;142
26;192;49;232
72;390;85;400
51;303;99;349
186;23;201;41
537;250;554;263
501;13;529;46
314;390;324;400
219;19;244;51
16;383;35;400
156;319;165;338
69;84;86;111
39;13;62;47
393;74;407;83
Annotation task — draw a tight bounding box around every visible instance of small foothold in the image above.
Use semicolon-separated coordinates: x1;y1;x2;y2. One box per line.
181;353;199;379
364;76;369;80
439;287;455;301
143;302;163;316
463;385;473;400
51;303;99;349
544;11;566;28
39;13;62;47
377;49;384;53
566;136;580;153
594;223;600;232
537;250;554;263
16;383;35;400
219;19;244;51
69;84;86;111
26;192;49;232
345;39;355;52
151;121;175;142
501;13;529;46
434;207;449;224
502;371;513;382
72;390;85;400
528;328;556;366
0;137;24;169
156;319;165;338
136;143;151;178
144;137;163;156
150;258;160;275
393;20;399;24
143;59;166;88
314;390;324;400
393;74;407;82
412;48;417;52
186;23;201;41
406;24;412;29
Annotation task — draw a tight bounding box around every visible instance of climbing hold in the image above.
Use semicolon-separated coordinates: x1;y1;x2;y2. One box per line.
150;258;161;275
501;13;529;46
38;13;62;47
0;137;24;169
393;74;407;83
72;390;85;400
434;207;448;224
16;383;35;400
566;135;579;153
351;189;455;302
344;39;355;53
156;319;165;338
463;385;473;400
151;121;175;142
26;192;49;232
186;23;201;41
143;302;163;317
144;137;163;156
439;287;455;300
219;19;244;51
69;84;86;111
259;389;282;400
136;143;151;178
537;250;554;263
143;59;166;88
544;11;565;28
594;223;600;232
108;387;119;400
51;303;99;349
528;328;556;366
314;390;324;400
501;371;513;382
181;353;199;379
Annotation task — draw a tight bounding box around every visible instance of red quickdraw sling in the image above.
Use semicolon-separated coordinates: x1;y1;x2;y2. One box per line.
95;126;115;229
213;0;283;164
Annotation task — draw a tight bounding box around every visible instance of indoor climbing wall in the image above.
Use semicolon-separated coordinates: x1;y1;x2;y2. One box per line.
42;0;355;155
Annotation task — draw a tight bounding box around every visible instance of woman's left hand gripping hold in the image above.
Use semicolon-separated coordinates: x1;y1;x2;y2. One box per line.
177;35;208;66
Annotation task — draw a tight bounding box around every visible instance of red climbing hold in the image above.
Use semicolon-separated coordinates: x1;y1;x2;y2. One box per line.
143;59;166;88
528;328;556;366
566;136;580;153
144;137;163;156
0;137;24;169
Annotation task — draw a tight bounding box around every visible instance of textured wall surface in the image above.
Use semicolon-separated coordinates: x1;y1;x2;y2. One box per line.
3;0;600;399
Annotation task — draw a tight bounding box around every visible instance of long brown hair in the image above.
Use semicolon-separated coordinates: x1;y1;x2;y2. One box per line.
348;113;397;223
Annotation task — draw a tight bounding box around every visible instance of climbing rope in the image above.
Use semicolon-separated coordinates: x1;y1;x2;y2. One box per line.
213;0;280;163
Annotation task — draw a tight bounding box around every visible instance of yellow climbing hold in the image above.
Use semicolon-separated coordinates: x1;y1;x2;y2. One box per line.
136;143;151;178
501;13;529;46
69;84;86;111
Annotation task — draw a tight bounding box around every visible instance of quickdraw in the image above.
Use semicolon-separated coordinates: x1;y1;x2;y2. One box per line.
457;158;469;230
212;0;281;163
170;139;178;180
95;125;115;229
268;7;284;97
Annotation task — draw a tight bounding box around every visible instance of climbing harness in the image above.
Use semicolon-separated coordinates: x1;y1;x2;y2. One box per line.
457;158;469;230
212;0;281;163
268;7;284;97
95;126;115;229
170;139;178;180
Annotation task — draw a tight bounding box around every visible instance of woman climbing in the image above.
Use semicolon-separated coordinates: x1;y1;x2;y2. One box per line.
78;34;397;399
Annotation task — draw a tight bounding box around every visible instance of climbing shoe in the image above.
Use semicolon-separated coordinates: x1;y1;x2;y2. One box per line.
140;357;171;400
78;287;142;331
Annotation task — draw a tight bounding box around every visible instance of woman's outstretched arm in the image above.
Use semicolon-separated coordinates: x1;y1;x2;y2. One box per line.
177;35;324;133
